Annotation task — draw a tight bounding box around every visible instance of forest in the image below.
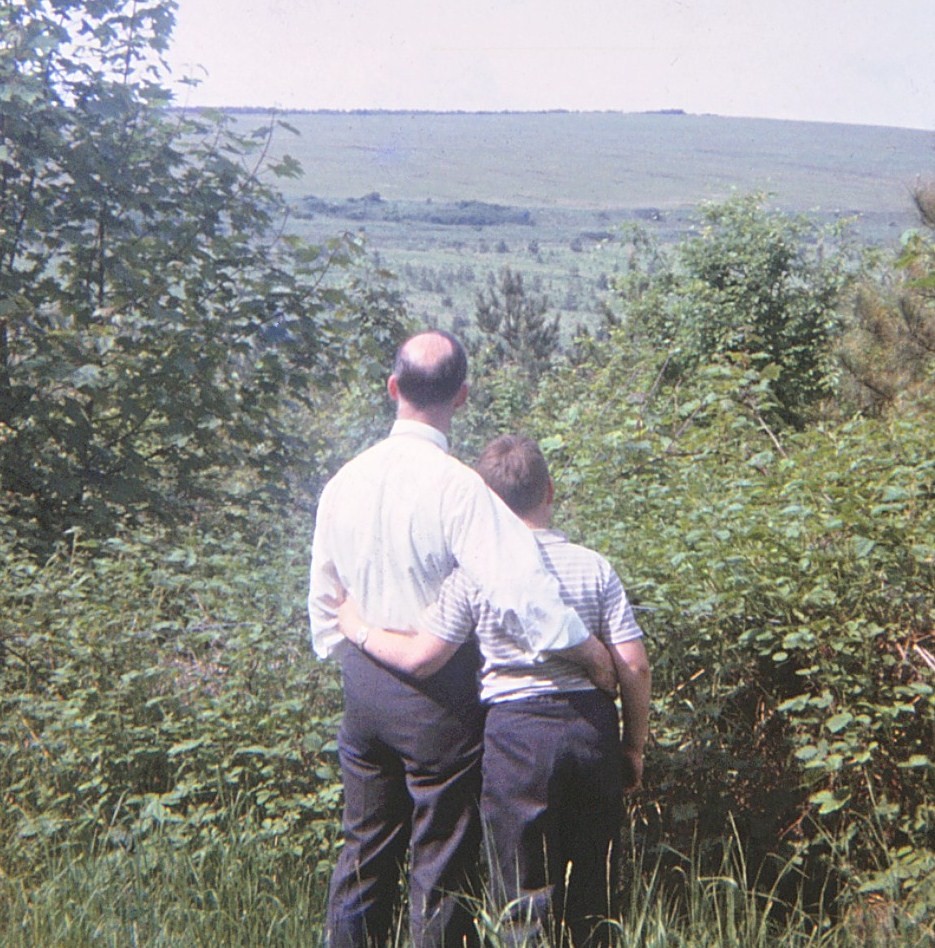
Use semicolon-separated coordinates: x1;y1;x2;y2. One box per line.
1;1;932;944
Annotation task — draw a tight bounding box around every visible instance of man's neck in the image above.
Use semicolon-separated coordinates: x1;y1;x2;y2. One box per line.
396;404;452;435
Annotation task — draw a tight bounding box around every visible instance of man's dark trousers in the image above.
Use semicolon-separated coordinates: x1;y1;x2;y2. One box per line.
327;642;484;947
481;690;622;947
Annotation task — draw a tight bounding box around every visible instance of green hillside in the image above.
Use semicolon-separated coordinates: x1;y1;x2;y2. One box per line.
231;110;934;326
247;110;931;213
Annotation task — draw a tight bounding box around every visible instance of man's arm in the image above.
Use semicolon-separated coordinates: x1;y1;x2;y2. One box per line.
307;481;347;660
336;597;462;679
558;636;618;696
611;638;652;791
339;591;618;695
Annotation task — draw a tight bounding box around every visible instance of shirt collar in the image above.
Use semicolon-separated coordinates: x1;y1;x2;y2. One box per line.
533;528;567;545
389;419;449;453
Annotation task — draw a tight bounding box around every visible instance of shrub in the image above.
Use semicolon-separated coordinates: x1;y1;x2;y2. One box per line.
528;332;934;919
0;526;344;878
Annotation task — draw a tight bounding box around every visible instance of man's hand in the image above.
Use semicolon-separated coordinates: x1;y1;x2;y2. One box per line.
560;635;617;696
337;596;363;642
587;643;618;696
621;742;644;792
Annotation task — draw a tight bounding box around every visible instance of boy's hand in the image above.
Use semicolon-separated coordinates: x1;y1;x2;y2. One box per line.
621;743;644;792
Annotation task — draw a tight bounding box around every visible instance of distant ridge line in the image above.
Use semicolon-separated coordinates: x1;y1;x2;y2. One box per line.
212;107;688;117
171;106;927;132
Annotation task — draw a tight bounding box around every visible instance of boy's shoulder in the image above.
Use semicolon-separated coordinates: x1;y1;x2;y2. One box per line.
534;529;618;584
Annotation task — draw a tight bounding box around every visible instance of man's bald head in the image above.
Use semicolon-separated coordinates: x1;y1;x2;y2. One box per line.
392;330;468;409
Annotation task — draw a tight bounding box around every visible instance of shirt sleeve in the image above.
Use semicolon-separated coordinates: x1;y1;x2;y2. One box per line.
601;565;644;645
441;466;590;655
420;568;477;644
307;480;345;660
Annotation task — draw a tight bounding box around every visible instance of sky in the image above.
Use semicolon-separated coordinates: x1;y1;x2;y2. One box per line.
164;0;935;131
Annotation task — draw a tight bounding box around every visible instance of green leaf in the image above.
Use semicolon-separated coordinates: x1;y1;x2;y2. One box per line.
851;536;876;558
825;712;853;734
167;738;205;757
898;755;933;770
794;744;820;762
810;789;850;814
70;364;105;389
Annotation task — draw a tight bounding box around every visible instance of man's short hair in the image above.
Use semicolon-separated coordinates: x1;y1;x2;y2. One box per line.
393;330;468;408
475;435;550;516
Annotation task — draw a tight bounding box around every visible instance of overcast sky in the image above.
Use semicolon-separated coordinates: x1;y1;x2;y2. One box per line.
163;0;935;131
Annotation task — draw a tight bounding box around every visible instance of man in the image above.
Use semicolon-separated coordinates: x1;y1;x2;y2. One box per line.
337;434;651;947
308;331;616;947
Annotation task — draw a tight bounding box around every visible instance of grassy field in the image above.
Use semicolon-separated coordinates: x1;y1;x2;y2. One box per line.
237;109;933;329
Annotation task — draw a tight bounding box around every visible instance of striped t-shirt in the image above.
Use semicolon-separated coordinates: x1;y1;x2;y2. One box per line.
421;528;643;703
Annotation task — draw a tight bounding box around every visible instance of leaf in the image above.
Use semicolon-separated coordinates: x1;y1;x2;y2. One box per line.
898;755;933;770
809;789;850;814
851;536;876;558
167;738;205;757
234;745;273;757
70;364;105;390
825;712;853;734
881;486;910;502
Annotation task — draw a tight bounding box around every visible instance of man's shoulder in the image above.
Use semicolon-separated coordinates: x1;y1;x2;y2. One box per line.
319;434;480;506
323;432;413;480
315;437;392;505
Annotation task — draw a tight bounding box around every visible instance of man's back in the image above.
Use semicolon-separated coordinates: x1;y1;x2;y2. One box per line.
310;420;461;652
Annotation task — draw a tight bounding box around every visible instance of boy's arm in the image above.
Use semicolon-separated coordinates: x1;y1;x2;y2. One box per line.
611;638;652;791
336;596;461;679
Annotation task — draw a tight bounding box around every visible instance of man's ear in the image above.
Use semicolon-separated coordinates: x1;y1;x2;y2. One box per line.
545;477;555;506
387;374;400;401
452;382;469;408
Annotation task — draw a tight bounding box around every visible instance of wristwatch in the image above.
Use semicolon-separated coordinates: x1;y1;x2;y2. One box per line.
354;623;371;650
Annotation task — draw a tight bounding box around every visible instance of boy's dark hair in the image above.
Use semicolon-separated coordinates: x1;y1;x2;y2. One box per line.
393;330;468;408
475;435;550;516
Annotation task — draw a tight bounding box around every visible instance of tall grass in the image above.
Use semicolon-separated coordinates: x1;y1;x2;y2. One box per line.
4;821;928;947
0;833;328;947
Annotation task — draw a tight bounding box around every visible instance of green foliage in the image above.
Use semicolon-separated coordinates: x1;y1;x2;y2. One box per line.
3;813;931;944
474;266;560;381
0;831;328;945
0;0;408;546
837;182;935;414
451;267;562;454
524;323;934;920
298;193;533;227
0;527;344;875
611;195;859;425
